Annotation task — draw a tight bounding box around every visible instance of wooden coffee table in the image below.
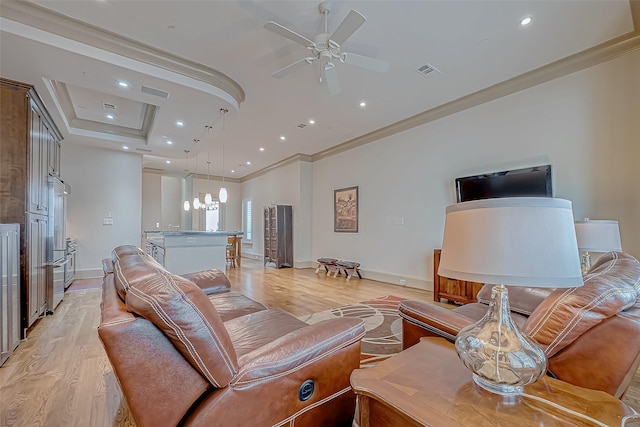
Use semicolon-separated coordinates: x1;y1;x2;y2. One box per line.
351;337;637;426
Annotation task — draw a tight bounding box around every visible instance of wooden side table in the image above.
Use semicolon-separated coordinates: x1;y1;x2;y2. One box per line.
351;338;636;426
433;249;483;304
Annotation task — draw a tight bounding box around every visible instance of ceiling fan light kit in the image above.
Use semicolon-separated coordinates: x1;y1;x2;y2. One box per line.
265;1;389;95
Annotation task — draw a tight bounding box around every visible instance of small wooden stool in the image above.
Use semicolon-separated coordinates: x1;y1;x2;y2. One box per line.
336;260;362;281
315;258;339;276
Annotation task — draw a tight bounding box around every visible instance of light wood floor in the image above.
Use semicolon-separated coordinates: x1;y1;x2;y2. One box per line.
1;259;639;426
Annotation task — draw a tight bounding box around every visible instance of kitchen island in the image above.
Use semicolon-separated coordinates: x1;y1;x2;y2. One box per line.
144;231;243;274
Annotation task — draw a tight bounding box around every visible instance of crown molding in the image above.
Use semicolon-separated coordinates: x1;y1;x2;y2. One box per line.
312;30;640;163
0;0;245;109
240;154;313;183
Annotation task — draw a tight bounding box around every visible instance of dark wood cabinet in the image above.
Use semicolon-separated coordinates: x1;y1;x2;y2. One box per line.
433;249;483;304
264;205;293;268
1;78;62;332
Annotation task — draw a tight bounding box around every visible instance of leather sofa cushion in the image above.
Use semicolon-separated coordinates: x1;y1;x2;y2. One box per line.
181;269;231;295
113;252;164;301
112;244;146;262
523;252;640;357
125;270;239;387
224;309;309;357
477;285;556;316
208;291;267;322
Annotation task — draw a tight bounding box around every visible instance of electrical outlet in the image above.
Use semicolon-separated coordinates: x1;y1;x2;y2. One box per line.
399;279;407;286
103;218;114;225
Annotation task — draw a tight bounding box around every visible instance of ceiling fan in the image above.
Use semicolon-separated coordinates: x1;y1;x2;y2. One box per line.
264;1;390;95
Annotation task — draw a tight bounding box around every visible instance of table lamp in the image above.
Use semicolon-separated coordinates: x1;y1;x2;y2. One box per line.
438;197;583;396
574;219;621;275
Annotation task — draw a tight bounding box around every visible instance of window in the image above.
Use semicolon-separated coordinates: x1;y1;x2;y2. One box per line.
243;198;253;243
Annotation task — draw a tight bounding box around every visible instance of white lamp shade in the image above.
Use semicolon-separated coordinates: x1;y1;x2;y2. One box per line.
183;200;190;211
574;220;621;252
193;197;201;210
219;187;228;203
205;192;212;204
439;197;583;288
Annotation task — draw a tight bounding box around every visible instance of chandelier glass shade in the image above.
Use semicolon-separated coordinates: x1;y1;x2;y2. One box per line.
219;108;229;204
192;140;201;210
183;149;191;211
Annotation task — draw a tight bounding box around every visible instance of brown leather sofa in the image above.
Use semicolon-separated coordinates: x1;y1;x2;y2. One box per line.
399;251;640;398
99;245;366;427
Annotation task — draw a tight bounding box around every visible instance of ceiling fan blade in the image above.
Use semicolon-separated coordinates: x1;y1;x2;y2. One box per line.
264;21;314;48
330;10;366;46
272;57;314;79
323;65;341;96
341;52;390;73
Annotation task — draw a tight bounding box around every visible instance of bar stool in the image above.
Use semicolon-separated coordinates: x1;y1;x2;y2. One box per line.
226;235;237;268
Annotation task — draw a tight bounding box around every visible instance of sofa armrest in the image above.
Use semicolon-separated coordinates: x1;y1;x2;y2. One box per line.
399;300;475;349
231;318;365;389
180;268;231;295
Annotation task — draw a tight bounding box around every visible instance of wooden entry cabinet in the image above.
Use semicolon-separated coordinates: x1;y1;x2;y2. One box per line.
263;205;293;268
433;249;483;304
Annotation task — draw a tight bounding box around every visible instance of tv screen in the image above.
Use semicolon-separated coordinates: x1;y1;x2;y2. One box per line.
456;165;552;203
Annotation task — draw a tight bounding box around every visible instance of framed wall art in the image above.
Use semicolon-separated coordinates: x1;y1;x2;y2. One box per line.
334;186;358;232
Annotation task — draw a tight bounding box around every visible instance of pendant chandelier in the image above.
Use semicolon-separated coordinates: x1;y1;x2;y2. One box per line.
219;108;228;203
192;139;201;209
204;125;213;205
183;149;190;211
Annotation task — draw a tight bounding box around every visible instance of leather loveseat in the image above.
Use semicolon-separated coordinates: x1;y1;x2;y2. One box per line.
99;245;366;427
399;251;640;398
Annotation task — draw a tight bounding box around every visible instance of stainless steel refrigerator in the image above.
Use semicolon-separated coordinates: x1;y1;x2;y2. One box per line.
47;177;69;312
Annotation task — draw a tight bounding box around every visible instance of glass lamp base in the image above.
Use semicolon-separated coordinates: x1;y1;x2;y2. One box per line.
473;373;523;396
455;284;547;396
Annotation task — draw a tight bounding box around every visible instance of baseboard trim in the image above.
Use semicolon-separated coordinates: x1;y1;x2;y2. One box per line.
357;269;432;291
75;268;103;280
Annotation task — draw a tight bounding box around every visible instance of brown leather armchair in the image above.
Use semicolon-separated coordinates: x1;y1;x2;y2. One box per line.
399;251;640;398
100;245;366;427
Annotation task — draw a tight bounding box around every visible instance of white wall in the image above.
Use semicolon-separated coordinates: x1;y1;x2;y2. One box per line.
63;143;142;277
161;175;182;230
241;159;313;266
300;48;637;290
142;172;161;231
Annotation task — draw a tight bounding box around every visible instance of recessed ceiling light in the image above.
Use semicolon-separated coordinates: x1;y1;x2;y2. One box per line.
246;161;251;165
359;101;367;108
166;140;173;145
117;81;129;88
176;121;184;127
122;146;129;150
231;169;235;173
519;16;533;26
166;160;171;164
280;136;286;141
106;114;114;119
308;119;315;125
259;147;265;151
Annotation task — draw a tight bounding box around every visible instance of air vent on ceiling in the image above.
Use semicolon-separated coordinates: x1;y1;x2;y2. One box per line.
102;102;117;110
415;63;440;77
141;85;170;99
297;123;307;129
136;148;152;153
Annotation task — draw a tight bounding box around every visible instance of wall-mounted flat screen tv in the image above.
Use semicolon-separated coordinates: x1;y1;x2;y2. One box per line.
456;165;552;203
